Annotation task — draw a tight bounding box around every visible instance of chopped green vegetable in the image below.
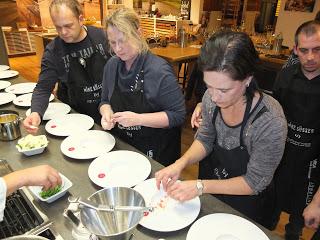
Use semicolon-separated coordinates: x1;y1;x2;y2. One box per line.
40;185;62;199
16;134;48;151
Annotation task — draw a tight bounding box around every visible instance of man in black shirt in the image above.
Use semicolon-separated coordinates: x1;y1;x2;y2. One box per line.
273;20;320;240
23;0;110;131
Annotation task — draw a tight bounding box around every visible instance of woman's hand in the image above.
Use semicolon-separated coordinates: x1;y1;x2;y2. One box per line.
191;102;202;128
112;111;140;127
100;105;115;130
155;160;185;191
166;180;199;202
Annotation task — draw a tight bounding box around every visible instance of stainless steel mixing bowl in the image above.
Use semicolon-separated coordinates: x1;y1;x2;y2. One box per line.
80;187;145;240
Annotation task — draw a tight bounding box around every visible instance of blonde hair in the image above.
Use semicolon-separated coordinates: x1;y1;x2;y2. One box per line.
106;7;149;54
49;0;83;18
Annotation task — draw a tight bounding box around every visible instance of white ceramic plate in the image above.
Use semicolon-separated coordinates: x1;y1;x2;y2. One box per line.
5;82;36;94
29;173;73;203
133;178;201;232
0;70;19;79
186;213;269;240
0;92;16;105
88;150;151;188
13;93;54;107
45;113;94;137
26;102;71;120
0;80;11;90
0;65;10;71
60;130;115;159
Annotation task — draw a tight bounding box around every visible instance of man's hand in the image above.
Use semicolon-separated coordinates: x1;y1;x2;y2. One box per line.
23;112;41;134
3;165;62;196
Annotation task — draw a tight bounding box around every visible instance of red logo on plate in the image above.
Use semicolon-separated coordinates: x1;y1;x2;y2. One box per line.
143;212;149;217
98;173;105;178
51;125;57;128
68;147;75;151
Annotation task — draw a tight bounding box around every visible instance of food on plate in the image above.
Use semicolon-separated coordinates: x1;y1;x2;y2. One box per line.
16;134;48;150
40;185;62;199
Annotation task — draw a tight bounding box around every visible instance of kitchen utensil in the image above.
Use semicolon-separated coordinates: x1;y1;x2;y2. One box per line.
88;150;151;188
45;113;94;137
186;213;269;240
65;187;145;240
60;130;115;159
68;196;154;212
0;110;22;141
133;178;201;232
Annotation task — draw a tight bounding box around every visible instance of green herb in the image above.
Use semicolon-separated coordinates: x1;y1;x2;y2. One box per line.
40;185;62;199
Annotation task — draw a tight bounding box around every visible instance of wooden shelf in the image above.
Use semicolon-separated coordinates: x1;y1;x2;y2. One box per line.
140;17;191;38
2;29;35;56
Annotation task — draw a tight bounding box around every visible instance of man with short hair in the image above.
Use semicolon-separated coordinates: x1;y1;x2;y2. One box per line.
23;0;110;132
273;20;320;240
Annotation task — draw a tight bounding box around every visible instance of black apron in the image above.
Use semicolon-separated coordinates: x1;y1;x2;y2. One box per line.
110;58;181;166
57;31;107;123
199;97;275;229
274;73;320;218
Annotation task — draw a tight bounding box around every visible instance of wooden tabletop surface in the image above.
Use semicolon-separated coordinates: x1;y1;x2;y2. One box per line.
150;44;201;63
151;44;287;67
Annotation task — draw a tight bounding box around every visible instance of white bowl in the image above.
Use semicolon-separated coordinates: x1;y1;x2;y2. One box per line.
17;145;46;156
16;135;48;156
28;173;72;203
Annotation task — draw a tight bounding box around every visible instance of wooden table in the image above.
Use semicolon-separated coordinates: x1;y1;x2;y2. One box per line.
151;44;201;88
150;44;200;63
151;44;287;92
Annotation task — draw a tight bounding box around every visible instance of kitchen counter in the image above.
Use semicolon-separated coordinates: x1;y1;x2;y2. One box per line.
0;75;283;239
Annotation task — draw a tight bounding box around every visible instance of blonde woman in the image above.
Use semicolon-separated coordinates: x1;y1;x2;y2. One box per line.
99;8;186;166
